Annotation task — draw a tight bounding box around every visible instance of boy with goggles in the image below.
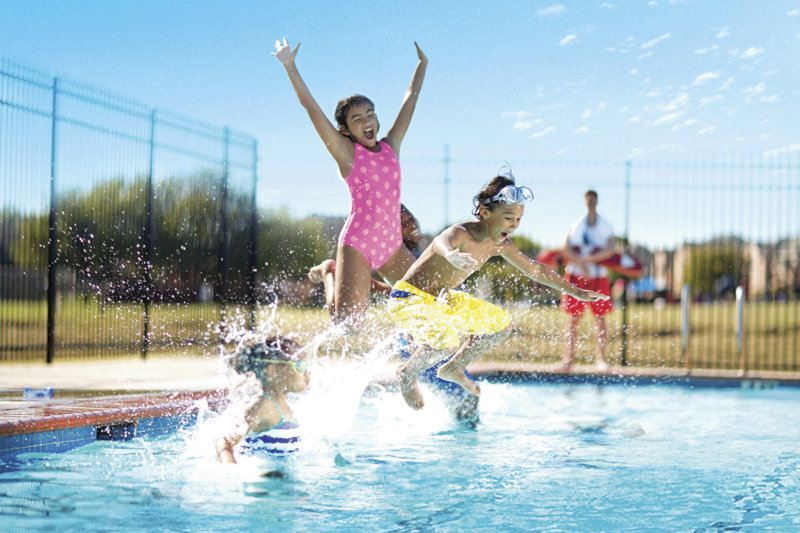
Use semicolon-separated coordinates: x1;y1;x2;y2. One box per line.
388;173;608;410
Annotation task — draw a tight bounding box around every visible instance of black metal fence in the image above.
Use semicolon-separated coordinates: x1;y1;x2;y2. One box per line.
269;150;800;372
1;58;257;362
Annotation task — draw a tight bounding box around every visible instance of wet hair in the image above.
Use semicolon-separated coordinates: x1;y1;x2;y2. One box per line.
334;94;376;139
229;336;302;377
585;189;598;199
472;175;517;218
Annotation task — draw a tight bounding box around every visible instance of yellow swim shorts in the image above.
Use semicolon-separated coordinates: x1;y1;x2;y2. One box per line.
387;280;511;349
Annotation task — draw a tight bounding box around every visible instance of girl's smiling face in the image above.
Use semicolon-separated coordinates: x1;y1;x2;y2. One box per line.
342;102;380;148
482;204;524;244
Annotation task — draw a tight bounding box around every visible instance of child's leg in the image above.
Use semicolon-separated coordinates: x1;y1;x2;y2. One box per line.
397;344;450;409
377;245;417;285
437;325;512;396
333;245;373;328
594;315;609;369
309;260;337;320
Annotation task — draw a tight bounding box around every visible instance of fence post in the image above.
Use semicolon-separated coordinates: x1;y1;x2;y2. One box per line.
218;127;230;318
681;283;690;369
620;160;631;366
248;139;258;330
142;109;156;359
736;285;745;375
45;78;59;364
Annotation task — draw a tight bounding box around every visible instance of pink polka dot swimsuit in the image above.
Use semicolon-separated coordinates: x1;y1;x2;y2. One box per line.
339;141;403;269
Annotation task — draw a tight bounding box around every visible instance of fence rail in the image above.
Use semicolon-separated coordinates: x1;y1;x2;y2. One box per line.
1;58;258;362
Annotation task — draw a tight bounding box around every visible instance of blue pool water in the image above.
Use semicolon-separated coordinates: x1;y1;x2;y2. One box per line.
1;381;799;532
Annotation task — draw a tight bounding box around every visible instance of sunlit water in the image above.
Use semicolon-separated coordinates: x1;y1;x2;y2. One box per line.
2;380;799;532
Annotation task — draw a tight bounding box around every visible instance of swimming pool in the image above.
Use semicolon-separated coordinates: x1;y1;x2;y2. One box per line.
2;380;798;532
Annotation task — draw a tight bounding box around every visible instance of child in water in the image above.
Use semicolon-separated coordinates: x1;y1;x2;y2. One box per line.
216;337;310;463
273;38;427;329
388;173;609;409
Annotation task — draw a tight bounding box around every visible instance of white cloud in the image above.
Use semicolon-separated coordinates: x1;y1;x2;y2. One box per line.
530;126;556;139
626;37;636;42
630;68;638;74
648;1;657;5
716;28;730;39
642;33;671;48
581;109;592;118
728;49;739;57
502;111;532;119
788;9;799;16
763;70;778;76
699;95;723;106
760;95;778;102
719;77;734;90
696;48;708;54
761;119;769;124
646;90;662;97
643;77;651;84
692;72;720;86
619;106;629;113
743;82;765;94
538;5;566;16
559;34;577;46
513;121;533;131
638;52;653;59
763;143;800;158
606;47;616;52
698;126;716;135
627;116;641;123
663;93;689;110
652;112;685;125
671;119;699;131
740;47;765;58
601;2;613;7
573;126;589;134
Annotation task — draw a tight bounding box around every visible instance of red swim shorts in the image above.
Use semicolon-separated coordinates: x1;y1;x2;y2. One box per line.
560;274;612;317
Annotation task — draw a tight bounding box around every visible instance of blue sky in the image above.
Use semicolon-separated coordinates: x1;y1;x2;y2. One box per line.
1;0;798;247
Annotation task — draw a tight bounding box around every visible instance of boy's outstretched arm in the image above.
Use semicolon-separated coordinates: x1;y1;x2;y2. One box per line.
431;226;479;274
272;38;351;168
502;245;608;302
384;43;428;156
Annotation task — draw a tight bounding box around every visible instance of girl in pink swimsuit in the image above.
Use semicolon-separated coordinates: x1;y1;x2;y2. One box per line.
273;38;427;328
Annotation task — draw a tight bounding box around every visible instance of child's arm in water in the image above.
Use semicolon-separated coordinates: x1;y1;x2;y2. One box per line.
501;241;609;302
272;38;353;176
215;397;280;464
382;43;428;156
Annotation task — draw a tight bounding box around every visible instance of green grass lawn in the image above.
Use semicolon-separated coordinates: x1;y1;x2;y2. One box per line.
2;298;799;371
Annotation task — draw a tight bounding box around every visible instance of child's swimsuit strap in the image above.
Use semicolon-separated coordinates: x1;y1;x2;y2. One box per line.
261;393;286;430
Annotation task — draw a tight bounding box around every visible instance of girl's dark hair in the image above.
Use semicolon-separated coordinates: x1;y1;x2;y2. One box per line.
472;175;517;218
230;336;302;376
334;94;375;137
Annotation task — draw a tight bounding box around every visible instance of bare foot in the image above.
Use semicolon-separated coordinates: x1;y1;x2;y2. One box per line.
308;259;335;283
397;365;425;409
552;359;573;373
437;364;481;396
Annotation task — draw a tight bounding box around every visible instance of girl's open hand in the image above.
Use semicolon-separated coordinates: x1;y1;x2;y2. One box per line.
273;38;300;65
414;42;427;63
445;250;479;274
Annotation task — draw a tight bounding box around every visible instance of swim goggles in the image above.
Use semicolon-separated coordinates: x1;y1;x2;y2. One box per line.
259;359;309;374
483;185;534;205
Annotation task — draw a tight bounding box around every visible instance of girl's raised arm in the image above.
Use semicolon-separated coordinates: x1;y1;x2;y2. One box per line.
273;38;353;174
383;42;428;156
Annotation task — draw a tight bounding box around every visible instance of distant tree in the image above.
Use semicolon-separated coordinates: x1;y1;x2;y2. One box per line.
683;245;744;298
